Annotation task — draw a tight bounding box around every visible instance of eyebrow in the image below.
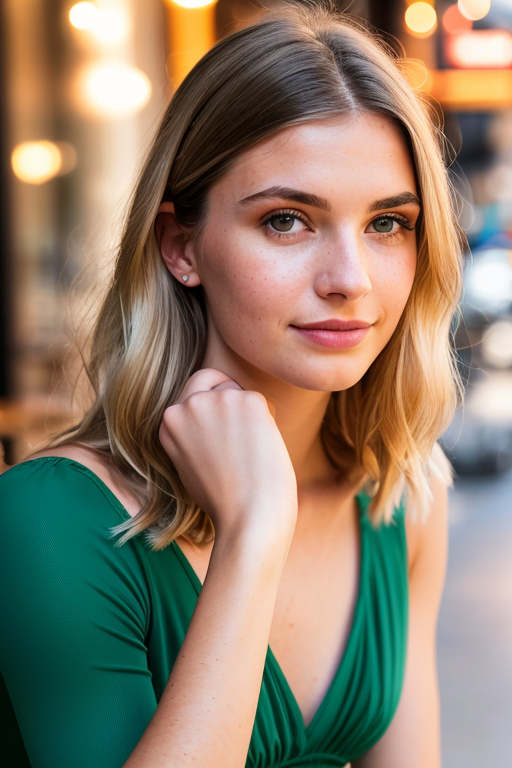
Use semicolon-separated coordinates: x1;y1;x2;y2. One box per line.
239;186;332;211
367;192;421;213
238;186;421;213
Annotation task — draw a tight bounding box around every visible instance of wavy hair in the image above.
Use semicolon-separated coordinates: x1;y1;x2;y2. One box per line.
50;1;464;549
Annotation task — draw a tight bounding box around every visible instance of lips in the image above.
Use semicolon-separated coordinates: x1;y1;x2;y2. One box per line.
290;319;373;349
291;319;373;331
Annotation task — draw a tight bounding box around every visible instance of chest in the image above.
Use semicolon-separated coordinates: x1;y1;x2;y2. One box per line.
166;498;409;765
178;498;361;729
268;509;361;727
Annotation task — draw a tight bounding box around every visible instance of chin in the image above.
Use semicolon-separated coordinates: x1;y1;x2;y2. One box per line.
215;336;376;393
264;360;372;393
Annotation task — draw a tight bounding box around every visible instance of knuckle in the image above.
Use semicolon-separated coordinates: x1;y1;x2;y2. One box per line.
184;391;205;409
245;390;267;408
162;404;179;424
216;387;241;402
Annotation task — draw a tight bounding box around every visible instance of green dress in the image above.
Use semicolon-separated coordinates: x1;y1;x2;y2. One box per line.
0;457;408;768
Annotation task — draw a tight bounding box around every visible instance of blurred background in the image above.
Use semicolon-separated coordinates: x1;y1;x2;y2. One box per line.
0;0;511;765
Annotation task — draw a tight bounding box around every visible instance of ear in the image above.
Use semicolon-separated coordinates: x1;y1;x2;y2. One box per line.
155;202;201;287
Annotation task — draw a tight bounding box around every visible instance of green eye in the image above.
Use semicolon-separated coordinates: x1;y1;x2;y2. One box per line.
269;214;295;232
373;217;395;233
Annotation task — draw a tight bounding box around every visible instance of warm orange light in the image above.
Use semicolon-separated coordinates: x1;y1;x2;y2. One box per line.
458;0;491;21
11;140;77;184
91;8;131;44
165;2;217;86
69;1;98;30
167;0;217;7
442;4;473;33
447;30;512;68
76;63;152;118
425;68;512;109
12;141;62;184
405;2;437;36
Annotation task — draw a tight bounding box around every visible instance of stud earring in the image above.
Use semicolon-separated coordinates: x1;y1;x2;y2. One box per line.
182;275;189;282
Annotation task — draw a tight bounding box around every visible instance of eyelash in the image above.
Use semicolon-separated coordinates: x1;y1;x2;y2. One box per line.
261;209;311;239
261;209;415;240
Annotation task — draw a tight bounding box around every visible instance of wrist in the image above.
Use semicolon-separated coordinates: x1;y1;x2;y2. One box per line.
211;516;295;576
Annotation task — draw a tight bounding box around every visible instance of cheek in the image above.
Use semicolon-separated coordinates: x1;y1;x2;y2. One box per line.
376;249;417;318
198;235;301;329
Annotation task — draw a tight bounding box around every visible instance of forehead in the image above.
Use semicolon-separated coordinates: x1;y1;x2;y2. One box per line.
212;113;417;204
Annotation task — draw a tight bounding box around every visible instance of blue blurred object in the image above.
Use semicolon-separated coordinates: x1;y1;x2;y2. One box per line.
442;242;512;476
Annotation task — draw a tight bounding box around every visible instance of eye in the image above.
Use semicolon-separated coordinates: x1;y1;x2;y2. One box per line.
367;214;414;236
262;209;310;238
371;217;396;234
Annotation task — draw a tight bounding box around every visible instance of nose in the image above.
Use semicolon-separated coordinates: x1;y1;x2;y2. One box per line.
314;229;372;301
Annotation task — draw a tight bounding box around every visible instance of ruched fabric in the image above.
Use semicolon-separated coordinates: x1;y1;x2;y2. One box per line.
0;457;408;768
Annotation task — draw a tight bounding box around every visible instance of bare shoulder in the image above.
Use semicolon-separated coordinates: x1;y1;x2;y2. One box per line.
404;461;449;603
28;443;103;467
25;445;140;518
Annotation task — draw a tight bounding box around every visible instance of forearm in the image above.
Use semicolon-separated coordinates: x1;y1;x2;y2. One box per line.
123;529;291;768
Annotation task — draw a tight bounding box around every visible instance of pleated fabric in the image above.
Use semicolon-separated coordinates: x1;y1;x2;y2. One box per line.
0;458;408;768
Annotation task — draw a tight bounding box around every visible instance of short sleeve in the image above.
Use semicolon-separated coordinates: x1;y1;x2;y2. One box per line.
0;458;157;768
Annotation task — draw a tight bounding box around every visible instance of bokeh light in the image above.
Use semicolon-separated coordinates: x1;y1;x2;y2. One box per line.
448;30;512;68
91;8;131;44
11;141;65;184
405;2;437;36
466;250;512;312
458;0;491;21
167;0;218;8
442;3;473;33
69;1;98;30
76;63;152;118
481;321;512;369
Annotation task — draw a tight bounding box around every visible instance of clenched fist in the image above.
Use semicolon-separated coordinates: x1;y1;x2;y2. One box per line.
159;368;298;543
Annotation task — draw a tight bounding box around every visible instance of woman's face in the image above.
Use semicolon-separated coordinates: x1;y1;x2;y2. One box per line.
192;113;420;392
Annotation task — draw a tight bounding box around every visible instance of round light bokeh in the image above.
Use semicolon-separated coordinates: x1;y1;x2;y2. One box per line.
11;141;77;184
76;63;152;118
69;1;98;30
458;0;491;22
405;2;437;35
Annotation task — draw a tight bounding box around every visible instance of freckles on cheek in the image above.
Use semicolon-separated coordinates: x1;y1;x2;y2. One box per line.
379;255;416;314
206;258;273;325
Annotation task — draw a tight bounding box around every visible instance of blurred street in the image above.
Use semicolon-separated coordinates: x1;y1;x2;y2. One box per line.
439;469;512;768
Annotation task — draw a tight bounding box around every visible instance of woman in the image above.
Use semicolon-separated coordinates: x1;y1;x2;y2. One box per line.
0;3;464;767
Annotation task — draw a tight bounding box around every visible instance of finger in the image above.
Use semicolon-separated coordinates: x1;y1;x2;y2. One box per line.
211;381;244;392
158;419;179;459
177;368;242;403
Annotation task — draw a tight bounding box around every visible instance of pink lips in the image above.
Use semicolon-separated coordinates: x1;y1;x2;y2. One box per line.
290;319;373;349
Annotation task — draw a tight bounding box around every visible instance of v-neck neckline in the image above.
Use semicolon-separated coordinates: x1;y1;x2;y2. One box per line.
171;493;369;737
23;458;369;737
267;494;367;736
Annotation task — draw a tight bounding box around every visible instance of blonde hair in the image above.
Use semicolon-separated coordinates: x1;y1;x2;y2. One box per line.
51;2;464;549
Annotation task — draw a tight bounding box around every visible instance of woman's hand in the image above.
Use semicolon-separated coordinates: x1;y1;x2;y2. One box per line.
159;367;298;542
126;372;298;768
